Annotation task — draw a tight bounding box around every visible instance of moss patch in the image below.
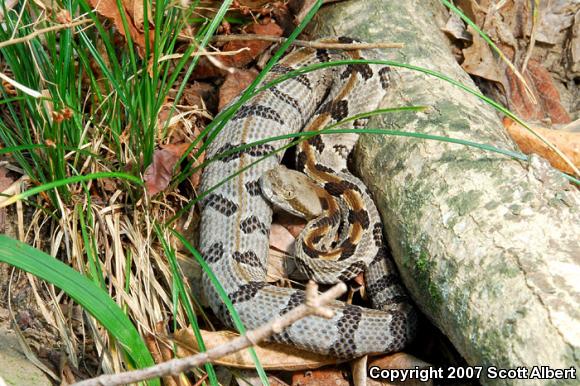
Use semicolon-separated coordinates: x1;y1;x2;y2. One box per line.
447;190;484;216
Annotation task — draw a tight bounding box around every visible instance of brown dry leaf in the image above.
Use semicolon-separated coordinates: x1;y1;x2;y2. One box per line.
219;20;284;68
173;328;339;370
353;272;365;287
127;0;151;31
233;370;289;386
154;322;191;386
219;68;259;110
59;359;76;385
507;60;571;124
0;165;14;192
269;222;295;253
191;20;283;79
456;1;577;121
276;213;306;238
144;143;191;196
461;26;506;88
190;57;227;80
144;328;178;386
267;214;308;280
291;367;349;386
267;223;295;282
0;166;23;229
571;12;580;74
237;0;276;6
266;249;291;283
441;13;471;42
182;82;218;113
367;353;433;386
154;100;207;190
88;0;154;57
503;118;580;174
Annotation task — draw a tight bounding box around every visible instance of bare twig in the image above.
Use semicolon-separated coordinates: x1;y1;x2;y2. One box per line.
190;39;238;74
158;47;250;63
0;19;92;49
211;34;404;50
72;281;347;386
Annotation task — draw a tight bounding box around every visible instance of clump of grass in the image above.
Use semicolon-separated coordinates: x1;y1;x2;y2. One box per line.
0;0;240;382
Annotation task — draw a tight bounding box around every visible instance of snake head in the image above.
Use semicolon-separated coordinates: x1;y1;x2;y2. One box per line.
259;165;324;219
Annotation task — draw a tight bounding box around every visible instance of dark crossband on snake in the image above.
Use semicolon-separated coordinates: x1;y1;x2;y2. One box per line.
198;37;417;358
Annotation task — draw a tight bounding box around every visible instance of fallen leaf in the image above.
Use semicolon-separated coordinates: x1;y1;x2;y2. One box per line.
192;19;283;79
267;249;290;283
219;68;259;110
0;165;11;231
156;322;190;386
455;1;576;122
189;57;227;80
144;143;191;196
291;367;349;386
461;26;507;87
268;213;308;281
155;100;207;190
351;355;368;386
59;359;77;385
503;118;580;175
233;369;289;386
441;13;471;42
237;0;276;6
269;223;295;254
219;20;284;68
276;213;306;238
267;223;295;282
535;0;577;45
506;60;571;124
270;0;295;35
127;0;151;32
571;12;580;74
0;164;15;192
88;0;154;57
182;82;218;113
173;328;339;370
353;272;365;287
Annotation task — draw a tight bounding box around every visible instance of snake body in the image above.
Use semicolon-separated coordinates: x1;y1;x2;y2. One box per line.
199;39;416;358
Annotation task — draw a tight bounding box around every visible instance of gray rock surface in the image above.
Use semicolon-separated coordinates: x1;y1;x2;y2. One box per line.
311;1;579;384
0;327;52;386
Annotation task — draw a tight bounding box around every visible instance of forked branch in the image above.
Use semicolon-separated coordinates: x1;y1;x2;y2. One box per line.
73;281;346;386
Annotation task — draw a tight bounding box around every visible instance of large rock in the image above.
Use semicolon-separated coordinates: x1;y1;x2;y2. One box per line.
0;327;52;386
311;0;579;384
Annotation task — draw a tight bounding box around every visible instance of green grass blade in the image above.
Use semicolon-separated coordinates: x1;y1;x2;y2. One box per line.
172;230;270;385
0;235;159;385
175;0;323;184
155;224;219;385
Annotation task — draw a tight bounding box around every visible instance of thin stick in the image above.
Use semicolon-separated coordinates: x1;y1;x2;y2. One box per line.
0;19;92;49
72;281;347;386
157;47;250;63
211;34;404;50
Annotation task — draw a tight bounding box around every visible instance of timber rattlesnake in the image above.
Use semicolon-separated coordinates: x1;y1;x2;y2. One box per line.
199;38;416;358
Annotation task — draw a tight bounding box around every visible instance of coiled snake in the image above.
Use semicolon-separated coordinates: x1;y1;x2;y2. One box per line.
199;38;416;358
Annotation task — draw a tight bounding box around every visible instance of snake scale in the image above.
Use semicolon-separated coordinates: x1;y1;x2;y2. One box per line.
199;38;416;358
